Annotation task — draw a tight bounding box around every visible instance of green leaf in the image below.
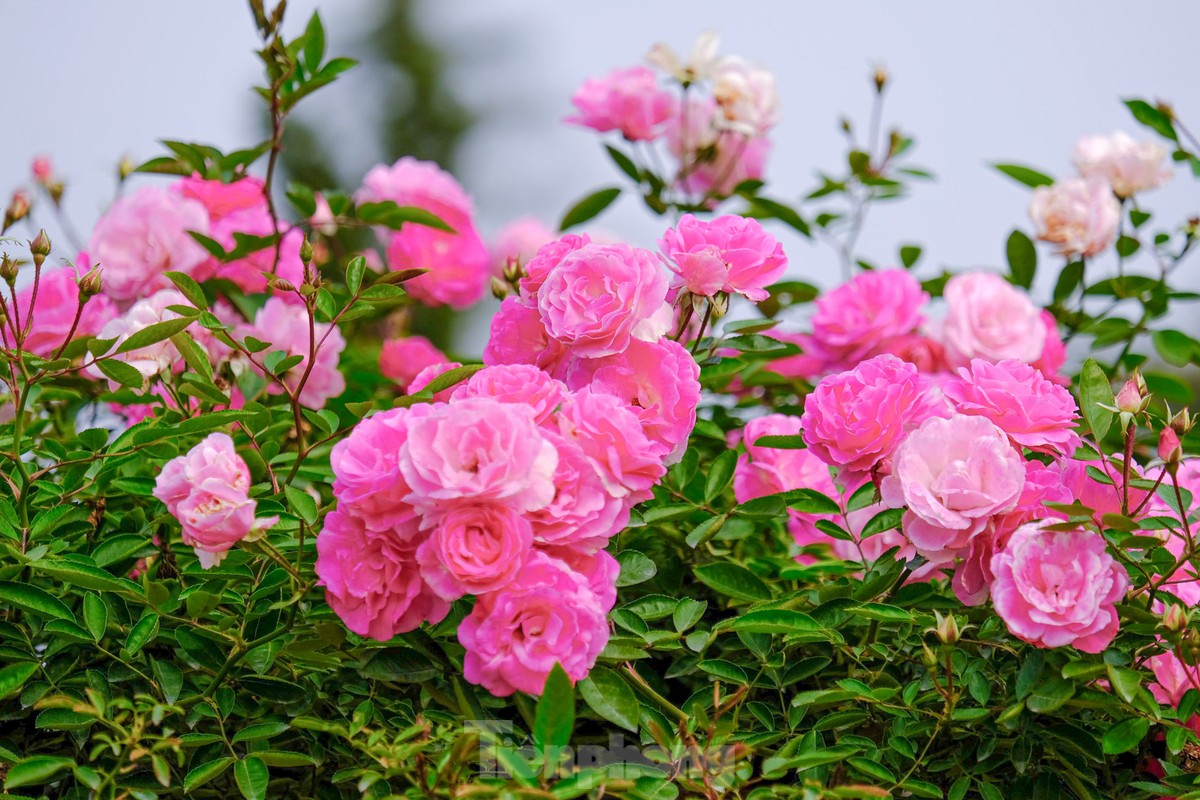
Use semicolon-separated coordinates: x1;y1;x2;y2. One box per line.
704;450;738;504
184;758;234;793
356;201;454;233
234;757;269;800
1152;329;1197;368
96;358;145;389
1053;260;1085;303
31;560;143;598
124;614;159;656
579;665;639;732
4;755;75;790
899;245;922;269
345;255;366;295
1006;229;1037;289
232;722;290;744
114;316;196;354
993;163;1055;188
1025;677;1075;713
605;145;641;182
1078;358;1114;441
0;662;38;700
417;363;485;397
534;664;575;752
0;581;75;622
729;609;822;635
283;485;318;526
615;550;657;587
559;187;621;231
1102;717;1151;754
1107;664;1143;704
694;563;772;602
673;598;707;632
861;507;904;538
1124;99;1178;141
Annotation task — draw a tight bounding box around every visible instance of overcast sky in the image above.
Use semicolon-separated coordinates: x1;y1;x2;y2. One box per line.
3;1;1197;348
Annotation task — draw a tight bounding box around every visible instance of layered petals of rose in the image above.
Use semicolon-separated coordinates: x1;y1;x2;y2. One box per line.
1073;131;1172;198
940;272;1046;369
416;503;533;600
1030;176;1121;258
808;269;929;371
238;297;346;408
557;388;666;503
659;213;787;301
943;358;1080;454
565;66;675;141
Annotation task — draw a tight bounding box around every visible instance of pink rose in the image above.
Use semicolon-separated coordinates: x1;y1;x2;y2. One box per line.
801;355;950;477
991;522;1128;653
85;184;210;301
408;361;462;401
667;95;770;199
398;397;558;515
536;243;671;358
331;407;421;534
1030;177;1120;258
940;272;1046;369
452;364;569;426
519;233;592;301
566;66;675;141
315;509;449;641
1073;131;1172;198
558;388;666;503
881;415;1025;560
1031;310;1068;384
943;359;1079;454
658;214;787;301
459;551;612;696
491;216;556;277
526;431;630;553
238;297;346;407
379;335;448;391
876;333;948;375
356;157;490;309
416;503;533;600
483;296;572;377
87;289;191;388
713;57;779;136
5;266;115;357
1149;649;1200;707
808;270;929;371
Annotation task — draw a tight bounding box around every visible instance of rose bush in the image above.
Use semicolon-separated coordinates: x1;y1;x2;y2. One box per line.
3;6;1200;800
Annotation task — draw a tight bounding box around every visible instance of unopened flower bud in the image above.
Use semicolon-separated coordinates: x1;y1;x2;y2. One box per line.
1163;604;1188;634
490;276;510;301
29;229;51;266
118;155;136;181
3;190;30;231
921;641;938;668
31;157;53;184
709;292;730;320
1169;406;1196;437
0;254;18;285
872;64;889;94
268;276;296;294
932;610;960;645
299;235;314;266
78;266;102;298
47;181;64;206
502;258;525;285
1159;427;1184;474
1115;372;1149;414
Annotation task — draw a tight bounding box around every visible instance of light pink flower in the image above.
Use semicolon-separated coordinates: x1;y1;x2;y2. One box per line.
526;431;629;553
566;66;674;141
1074;131;1172;198
658;214;787;301
940;272;1046;369
491;217;557;277
238;296;346;407
801;355;950;477
398;397;558;515
459;550;611;696
881;415;1025;560
315;508;449;641
712;57;779;137
87;289;190;388
85;184;210;301
1031;310;1068;384
331;407;421;534
416;503;533;600
943;359;1079;454
5;266;115;357
379;335;448;391
536;243;671;358
452;364;569;426
668;96;770;199
808;270;929;370
991;522;1128;653
31;157;53;184
482;296;572;378
1030;177;1120;258
558;388;666;503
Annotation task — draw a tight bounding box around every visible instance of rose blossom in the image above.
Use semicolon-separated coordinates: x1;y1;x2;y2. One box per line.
1030;177;1120;258
452;364;569;425
801;355;950;477
712;56;779;137
1031;310;1068;384
1149;649;1200;707
238;297;346;407
458;550;612;696
87;289;191;388
668;95;770;199
940;272;1046;368
491;216;556;277
566;66;675;141
658;214;787;301
942;359;1079;454
536;243;671;358
881;415;1025;560
808;270;929;370
5;266;115;357
991;522;1128;653
399;397;558;515
416;503;533;600
1073;131;1173;198
315;508;449;641
84;184;210;301
526;431;630;553
408;361;462;402
330;407;420;534
482;296;572;377
558;388;666;502
876;333;947;375
379;335;448;391
542;547;621;611
519;233;592;301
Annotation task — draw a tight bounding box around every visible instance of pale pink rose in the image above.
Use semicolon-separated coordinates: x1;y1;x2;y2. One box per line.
356;157;490;309
536;243;671;358
658;214;787;301
558;388;666;503
519;233;592;302
526;431;629;553
5;266;115;357
416;503;533;600
311;193;337;237
238;297;346;407
712;56;779;137
315;508;449;641
452;364;569;426
801;355;951;477
1031;310;1068;385
482;296;572;378
153;433;275;569
379;335;448;391
408;361;462;401
331;407;421;534
566;66;674;141
565;338;700;463
1030;177;1120;258
398;397;558;515
1074;131;1172;198
668;96;770;199
86;289;190;388
459;550;611;696
943;359;1079;454
1054;458;1151;528
85;184;210;301
940;272;1046;368
881;415;1025;560
808;270;929;370
1149;649;1200;707
491;217;556;277
990;522;1128;653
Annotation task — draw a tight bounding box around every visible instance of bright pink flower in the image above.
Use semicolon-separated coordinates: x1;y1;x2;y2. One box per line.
953;533;997;606
1054;458;1151;528
566;66;674;141
483;296;572;377
876;333;948;375
459;550;611;696
667;95;770;199
315;508;449;641
31;157;53;183
1030;177;1120;258
526;431;629;553
658;214;787;301
5;266;115;357
881;415;1025;560
1074;131;1172;198
85;185;210;301
808;270;929;370
356;157;490;309
1148;649;1200;707
398;397;558;515
943;358;1079;454
801;355;950;477
991;522;1128;653
941;272;1046;369
1031;310;1068;384
379;335;448;391
238;297;346;408
408;361;462;401
519;233;592;301
87;289;191;388
416;503;533;600
536;243;671;358
452;364;569;426
541;547;621;611
558;388;666;503
331;407;421;534
491;217;557;277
